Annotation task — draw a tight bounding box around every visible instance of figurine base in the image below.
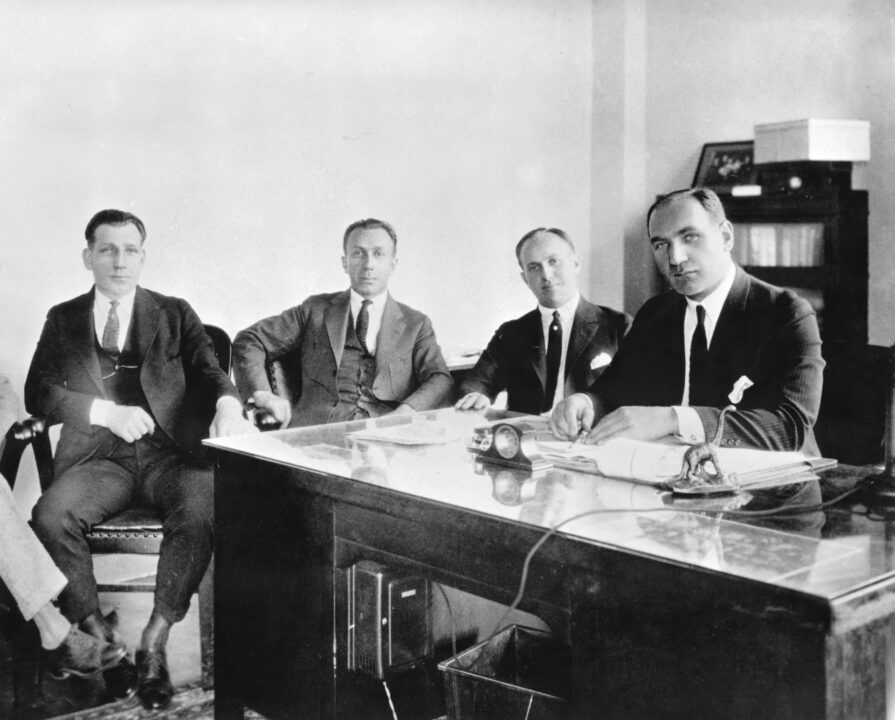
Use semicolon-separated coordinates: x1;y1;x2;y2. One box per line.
858;471;895;512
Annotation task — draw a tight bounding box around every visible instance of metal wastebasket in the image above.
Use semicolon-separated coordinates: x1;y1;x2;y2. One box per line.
437;625;570;720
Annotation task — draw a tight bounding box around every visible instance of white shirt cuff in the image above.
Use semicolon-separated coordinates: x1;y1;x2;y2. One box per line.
89;399;116;427
672;406;706;444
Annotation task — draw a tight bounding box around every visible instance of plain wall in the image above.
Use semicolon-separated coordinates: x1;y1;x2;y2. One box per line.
0;0;596;396
2;0;893;404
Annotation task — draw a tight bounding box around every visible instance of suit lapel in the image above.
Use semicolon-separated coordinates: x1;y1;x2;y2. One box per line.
326;291;351;369
375;295;405;369
72;290;105;396
566;299;599;376
524;310;547;390
130;287;160;363
709;268;749;367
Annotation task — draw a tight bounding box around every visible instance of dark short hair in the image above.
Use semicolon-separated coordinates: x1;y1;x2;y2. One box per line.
515;227;576;267
342;218;397;252
646;187;728;232
85;209;147;246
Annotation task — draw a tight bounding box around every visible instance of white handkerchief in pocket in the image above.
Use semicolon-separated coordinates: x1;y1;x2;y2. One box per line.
590;352;613;370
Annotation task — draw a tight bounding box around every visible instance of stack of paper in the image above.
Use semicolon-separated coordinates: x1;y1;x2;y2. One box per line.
537;437;834;490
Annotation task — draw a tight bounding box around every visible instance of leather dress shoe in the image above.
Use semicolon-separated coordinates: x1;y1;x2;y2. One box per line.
104;656;138;700
136;648;174;710
47;626;127;679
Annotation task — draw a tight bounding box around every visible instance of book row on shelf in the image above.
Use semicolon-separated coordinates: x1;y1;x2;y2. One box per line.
732;222;824;267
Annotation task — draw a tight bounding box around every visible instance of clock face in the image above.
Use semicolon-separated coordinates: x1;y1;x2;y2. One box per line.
493;425;521;459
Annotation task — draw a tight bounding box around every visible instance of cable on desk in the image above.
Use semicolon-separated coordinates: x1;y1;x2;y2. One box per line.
488;481;866;646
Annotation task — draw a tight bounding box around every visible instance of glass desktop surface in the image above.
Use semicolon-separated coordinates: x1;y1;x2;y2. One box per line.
205;408;893;603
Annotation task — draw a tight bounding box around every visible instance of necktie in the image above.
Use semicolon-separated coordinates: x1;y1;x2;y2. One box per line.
689;304;709;406
356;299;372;354
102;300;120;353
543;311;562;412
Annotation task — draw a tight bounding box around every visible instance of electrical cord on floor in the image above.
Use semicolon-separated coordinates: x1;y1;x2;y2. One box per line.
432;581;458;661
382;679;399;720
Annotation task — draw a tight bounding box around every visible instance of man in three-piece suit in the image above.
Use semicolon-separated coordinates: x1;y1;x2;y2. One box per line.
551;188;824;453
233;218;452;428
25;209;254;710
456;228;630;414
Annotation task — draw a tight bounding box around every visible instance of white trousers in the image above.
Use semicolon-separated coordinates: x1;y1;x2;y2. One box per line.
0;464;67;621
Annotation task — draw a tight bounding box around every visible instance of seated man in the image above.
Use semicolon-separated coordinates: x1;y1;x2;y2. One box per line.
233;218;452;427
551;188;824;452
1;376;126;679
455;227;630;414
25;210;255;709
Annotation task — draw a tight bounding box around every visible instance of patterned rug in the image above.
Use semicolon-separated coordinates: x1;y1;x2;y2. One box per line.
45;685;266;720
47;685;212;720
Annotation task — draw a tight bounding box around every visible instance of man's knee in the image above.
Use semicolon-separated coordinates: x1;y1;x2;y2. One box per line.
32;490;84;541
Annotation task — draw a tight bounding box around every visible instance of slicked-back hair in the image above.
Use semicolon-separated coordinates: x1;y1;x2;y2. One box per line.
515;227;576;267
646;187;728;232
85;209;147;246
342;218;398;253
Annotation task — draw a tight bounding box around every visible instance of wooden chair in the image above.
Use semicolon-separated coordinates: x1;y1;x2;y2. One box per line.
814;341;890;466
244;347;302;431
0;323;231;690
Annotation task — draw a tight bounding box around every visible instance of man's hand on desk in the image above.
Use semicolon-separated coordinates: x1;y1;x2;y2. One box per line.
582;406;678;444
210;396;258;438
454;392;491;411
251;390;292;429
391;403;415;416
549;393;595;439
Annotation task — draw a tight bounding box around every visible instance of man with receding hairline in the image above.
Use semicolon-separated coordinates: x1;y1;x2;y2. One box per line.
551;188;824;453
234;218;452;427
456;227;629;415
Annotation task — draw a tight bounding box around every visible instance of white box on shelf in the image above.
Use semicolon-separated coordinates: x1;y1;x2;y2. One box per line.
754;119;870;163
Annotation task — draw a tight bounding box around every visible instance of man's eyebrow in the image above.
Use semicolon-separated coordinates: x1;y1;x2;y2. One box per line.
649;224;698;244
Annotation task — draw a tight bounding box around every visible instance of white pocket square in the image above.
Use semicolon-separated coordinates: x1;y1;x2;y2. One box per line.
590;352;613;370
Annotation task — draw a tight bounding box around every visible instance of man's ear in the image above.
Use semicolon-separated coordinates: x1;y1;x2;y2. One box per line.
341;255;347;274
720;220;734;251
82;247;92;271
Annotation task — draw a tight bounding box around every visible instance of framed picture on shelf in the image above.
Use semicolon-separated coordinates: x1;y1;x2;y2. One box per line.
692;141;756;193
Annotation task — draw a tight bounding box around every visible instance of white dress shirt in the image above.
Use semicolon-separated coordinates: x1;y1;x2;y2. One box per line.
539;292;580;411
349;289;388;355
673;262;737;443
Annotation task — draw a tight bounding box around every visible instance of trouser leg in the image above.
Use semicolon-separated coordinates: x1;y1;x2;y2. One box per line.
0;478;67;621
140;454;214;624
31;458;135;623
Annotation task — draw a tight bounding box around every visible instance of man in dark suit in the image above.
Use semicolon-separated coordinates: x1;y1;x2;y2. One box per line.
455;228;630;414
233;218;452;427
25;209;254;709
551;188;824;453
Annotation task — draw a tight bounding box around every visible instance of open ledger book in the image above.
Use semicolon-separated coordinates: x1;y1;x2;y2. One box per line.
536;437;836;490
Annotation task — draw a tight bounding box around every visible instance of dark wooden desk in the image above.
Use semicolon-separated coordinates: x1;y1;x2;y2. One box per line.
208;410;895;720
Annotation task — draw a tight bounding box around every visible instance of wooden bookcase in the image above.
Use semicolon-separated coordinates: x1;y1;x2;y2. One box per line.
721;162;868;347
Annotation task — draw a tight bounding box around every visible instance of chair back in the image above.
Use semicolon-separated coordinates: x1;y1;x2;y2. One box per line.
815;342;889;465
266;347;302;408
203;324;232;375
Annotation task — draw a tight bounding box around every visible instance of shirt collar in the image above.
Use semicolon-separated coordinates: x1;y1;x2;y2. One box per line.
685;262;735;324
94;287;136;314
538;292;580;323
349;288;387;309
